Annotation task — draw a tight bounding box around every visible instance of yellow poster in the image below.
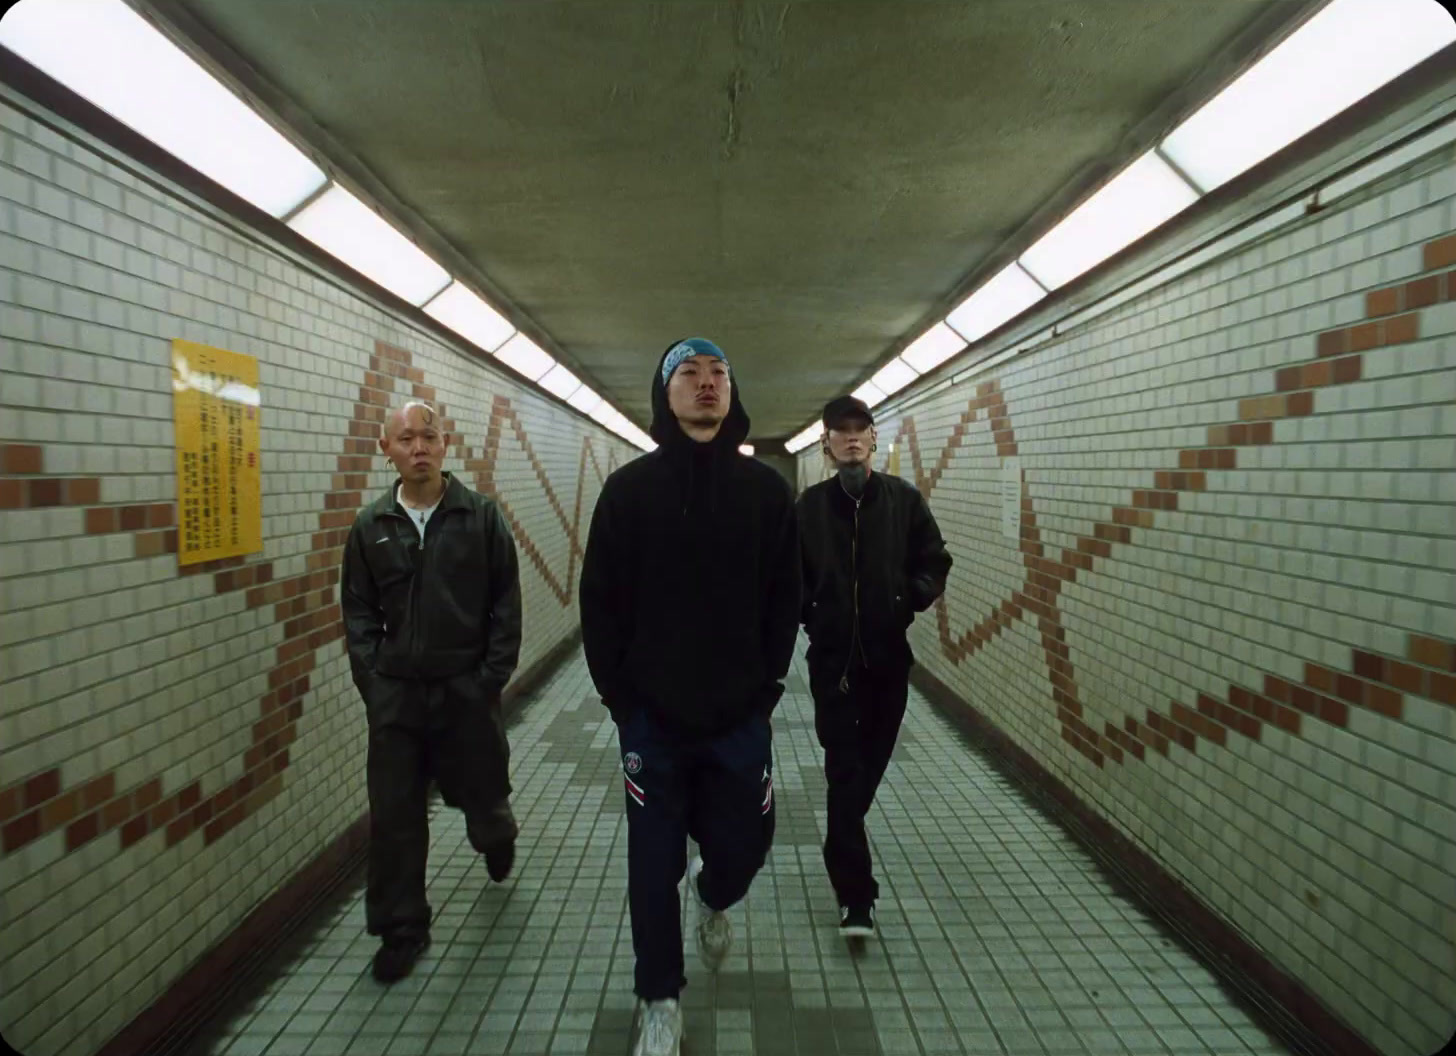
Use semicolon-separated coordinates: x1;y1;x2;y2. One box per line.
171;339;262;566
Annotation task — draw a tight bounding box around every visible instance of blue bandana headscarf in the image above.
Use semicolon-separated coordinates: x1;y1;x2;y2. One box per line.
661;337;730;387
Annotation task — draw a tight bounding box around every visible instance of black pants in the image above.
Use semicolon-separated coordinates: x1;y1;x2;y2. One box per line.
809;661;909;909
363;671;517;939
617;708;776;1000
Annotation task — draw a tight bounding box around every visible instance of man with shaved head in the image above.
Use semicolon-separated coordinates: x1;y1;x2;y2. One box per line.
341;400;523;983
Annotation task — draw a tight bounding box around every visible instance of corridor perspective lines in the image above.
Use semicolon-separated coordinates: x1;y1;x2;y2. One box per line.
194;641;1293;1056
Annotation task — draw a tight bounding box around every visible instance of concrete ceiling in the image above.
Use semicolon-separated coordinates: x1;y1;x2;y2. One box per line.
144;0;1316;442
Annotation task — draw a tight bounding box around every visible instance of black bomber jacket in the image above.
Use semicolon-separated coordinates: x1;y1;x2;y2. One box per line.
797;469;952;684
341;472;522;695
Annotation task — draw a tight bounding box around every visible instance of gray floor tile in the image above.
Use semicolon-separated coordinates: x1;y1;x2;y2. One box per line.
193;640;1298;1056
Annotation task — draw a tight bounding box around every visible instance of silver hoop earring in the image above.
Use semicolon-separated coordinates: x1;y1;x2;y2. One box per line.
871;443;878;452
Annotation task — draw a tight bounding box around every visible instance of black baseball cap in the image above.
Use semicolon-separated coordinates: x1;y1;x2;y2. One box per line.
822;395;874;430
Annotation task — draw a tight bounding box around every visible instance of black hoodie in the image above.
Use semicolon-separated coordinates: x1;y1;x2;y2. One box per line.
578;342;801;740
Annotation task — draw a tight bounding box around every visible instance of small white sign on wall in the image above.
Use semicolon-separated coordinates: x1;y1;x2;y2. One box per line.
1001;456;1022;544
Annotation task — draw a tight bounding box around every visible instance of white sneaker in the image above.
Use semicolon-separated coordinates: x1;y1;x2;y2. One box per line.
687;855;732;970
632;997;682;1056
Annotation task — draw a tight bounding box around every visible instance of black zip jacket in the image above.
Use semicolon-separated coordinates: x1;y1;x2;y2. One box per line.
579;344;801;740
797;469;952;683
341;472;522;698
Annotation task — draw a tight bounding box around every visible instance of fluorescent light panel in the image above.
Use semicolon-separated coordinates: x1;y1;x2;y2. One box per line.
1161;0;1456;193
785;426;820;454
1019;152;1198;290
493;333;556;382
422;282;516;353
0;0;327;217
739;444;755;456
567;387;603;415
870;357;919;397
851;380;888;408
537;363;582;400
900;323;967;375
946;263;1046;343
289;185;450;305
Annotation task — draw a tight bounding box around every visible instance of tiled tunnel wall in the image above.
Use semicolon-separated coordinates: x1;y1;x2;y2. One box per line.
0;97;634;1056
799;146;1456;1056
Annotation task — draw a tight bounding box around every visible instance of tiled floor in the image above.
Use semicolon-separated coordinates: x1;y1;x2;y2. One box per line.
194;640;1294;1056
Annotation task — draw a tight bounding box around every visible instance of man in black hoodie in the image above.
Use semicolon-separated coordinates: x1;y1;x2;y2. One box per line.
580;338;799;1056
798;395;952;940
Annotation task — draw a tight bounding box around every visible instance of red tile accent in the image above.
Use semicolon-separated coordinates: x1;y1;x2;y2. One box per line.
1317;696;1349;727
1365;287;1400;317
1352;651;1384;682
2;810;41;852
0;443;43;474
1383;661;1424;695
80;774;114;810
1274;366;1302;392
1406;275;1440;309
1429;673;1456;708
40;790;80;830
100;794;132;832
1316;330;1346;358
65;811;100;851
0;479;23;509
1410;636;1456;671
65;478;100;505
133;779;162;812
1301;360;1332;389
135;531;167;558
1348;322;1380;352
1332;355;1362;385
85;507;117;534
1363;684;1401;719
0;785;20;824
1423;232;1456;270
1382;312;1419;346
119;505;148;531
119;813;149;848
24;769;60;809
28;479;62;507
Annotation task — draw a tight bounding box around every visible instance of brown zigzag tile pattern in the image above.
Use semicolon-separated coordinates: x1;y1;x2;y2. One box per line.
899;232;1456;769
0;341;618;857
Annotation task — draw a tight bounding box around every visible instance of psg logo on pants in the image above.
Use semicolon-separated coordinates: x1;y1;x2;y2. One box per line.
623;752;643;774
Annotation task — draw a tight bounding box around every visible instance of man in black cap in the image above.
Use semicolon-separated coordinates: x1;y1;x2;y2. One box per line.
580;338;800;1056
797;394;952;938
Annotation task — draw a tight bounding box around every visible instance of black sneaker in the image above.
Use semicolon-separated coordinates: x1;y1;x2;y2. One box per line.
839;905;875;938
372;933;429;983
484;837;515;882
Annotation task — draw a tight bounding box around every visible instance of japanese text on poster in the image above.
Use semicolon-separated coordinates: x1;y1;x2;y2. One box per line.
171;339;262;566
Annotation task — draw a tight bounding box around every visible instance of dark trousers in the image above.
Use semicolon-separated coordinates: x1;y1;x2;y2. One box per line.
364;671;517;939
617;708;776;1000
809;661;909;908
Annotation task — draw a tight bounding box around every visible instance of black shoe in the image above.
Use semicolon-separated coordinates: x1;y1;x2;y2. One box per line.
372;934;429;983
484;837;515;882
839;905;875;938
